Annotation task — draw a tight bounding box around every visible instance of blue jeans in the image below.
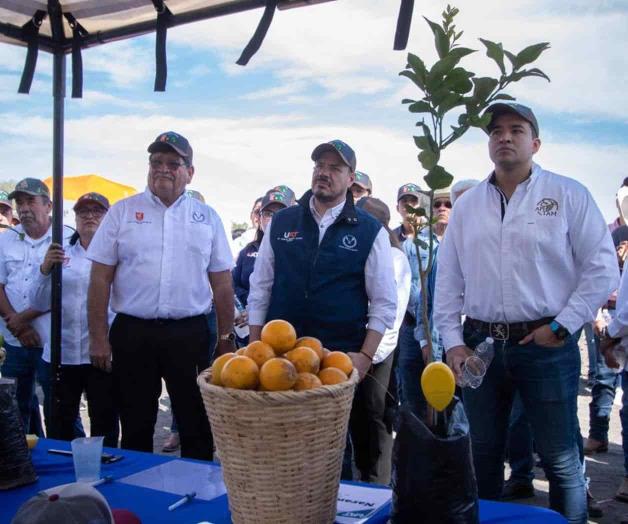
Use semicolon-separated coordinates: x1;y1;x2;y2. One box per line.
396;322;427;419
621;371;628;476
1;343;46;434
588;335;620;442
463;325;586;524
170;309;218;434
507;392;535;483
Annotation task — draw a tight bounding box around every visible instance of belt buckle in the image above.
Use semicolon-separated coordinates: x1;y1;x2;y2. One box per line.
489;322;509;341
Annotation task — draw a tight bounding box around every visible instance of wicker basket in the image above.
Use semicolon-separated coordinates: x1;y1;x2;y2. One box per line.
197;367;358;524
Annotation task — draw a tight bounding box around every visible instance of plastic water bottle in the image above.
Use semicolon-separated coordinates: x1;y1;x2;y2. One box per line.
474;337;494;367
233;296;249;339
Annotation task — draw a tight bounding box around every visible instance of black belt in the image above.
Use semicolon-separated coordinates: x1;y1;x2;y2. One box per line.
117;313;205;325
465;316;554;341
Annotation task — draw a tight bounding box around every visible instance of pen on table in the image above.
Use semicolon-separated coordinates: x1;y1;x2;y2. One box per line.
91;476;114;487
168;492;196;511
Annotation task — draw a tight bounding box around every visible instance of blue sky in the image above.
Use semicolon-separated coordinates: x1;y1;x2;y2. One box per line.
1;0;627;228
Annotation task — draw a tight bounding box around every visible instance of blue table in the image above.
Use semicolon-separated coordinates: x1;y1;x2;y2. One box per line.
1;439;566;523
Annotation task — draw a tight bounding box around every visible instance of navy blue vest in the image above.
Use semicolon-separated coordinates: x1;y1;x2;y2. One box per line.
266;191;381;351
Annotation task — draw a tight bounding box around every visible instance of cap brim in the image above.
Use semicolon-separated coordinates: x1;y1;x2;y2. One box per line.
483;103;538;135
73;198;109;212
7;190;45;200
397;191;421;202
352;181;370;190
311;143;352;170
147;142;189;158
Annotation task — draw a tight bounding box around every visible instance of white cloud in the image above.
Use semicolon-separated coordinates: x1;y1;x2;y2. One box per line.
166;0;628;122
1;112;623;230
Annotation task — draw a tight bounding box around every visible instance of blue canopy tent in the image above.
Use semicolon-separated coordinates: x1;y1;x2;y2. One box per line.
0;0;415;438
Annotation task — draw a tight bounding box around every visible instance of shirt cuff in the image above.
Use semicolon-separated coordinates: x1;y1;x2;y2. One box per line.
247;309;267;327
442;330;465;352
553;311;583;337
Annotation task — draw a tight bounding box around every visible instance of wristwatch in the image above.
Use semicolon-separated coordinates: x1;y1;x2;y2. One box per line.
219;332;236;343
549;321;570;340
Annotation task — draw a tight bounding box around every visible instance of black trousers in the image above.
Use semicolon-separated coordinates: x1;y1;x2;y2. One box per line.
41;361;118;447
110;313;213;460
349;352;395;485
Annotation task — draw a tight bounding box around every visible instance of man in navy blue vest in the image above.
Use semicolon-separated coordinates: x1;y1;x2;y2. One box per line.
248;139;397;382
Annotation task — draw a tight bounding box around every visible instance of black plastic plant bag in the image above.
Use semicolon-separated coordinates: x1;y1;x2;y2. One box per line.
389;399;478;523
0;378;37;489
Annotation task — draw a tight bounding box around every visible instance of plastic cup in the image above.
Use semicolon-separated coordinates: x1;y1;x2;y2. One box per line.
71;436;104;482
461;355;487;389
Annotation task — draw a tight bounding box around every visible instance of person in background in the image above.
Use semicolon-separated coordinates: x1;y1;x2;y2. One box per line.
231;196;264;258
0;191;15;228
435;102;618;523
393;183;426;243
350;171;372;203
351;196;410;485
265;185;297;206
29;193;118;446
87;131;235;460
398;186;451;418
232;190;288;346
0;178;54;435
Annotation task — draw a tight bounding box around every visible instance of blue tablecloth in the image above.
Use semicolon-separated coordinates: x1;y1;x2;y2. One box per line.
1;439;566;523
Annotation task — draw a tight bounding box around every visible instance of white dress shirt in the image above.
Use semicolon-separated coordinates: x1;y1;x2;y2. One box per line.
29;240;115;365
373;247;411;364
608;271;628;341
434;163;619;350
248;196;397;334
87;189;233;319
0;224;53;346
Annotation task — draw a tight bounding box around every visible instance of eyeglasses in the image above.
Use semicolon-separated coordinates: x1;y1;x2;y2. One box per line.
433;200;452;209
149;159;186;171
260;210;275;219
76;207;106;218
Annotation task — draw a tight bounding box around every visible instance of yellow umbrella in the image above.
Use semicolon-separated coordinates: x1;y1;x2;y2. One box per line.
43;174;137;205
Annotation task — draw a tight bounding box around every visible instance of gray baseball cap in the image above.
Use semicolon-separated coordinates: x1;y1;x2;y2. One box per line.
483;102;539;137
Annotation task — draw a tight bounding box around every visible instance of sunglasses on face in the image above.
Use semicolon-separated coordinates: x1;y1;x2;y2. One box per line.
433;200;452;209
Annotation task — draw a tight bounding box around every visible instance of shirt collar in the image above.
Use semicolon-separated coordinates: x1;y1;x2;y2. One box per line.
144;187;188;209
308;195;345;223
20;223;52;245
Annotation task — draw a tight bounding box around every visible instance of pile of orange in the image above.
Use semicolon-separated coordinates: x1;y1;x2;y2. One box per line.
209;319;353;391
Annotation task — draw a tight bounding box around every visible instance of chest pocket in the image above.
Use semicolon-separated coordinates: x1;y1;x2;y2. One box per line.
522;216;568;261
185;222;213;264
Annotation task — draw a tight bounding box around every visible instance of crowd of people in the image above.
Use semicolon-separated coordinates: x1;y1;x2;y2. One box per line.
1;102;627;524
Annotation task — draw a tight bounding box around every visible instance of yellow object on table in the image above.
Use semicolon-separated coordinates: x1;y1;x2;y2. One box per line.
421;362;455;412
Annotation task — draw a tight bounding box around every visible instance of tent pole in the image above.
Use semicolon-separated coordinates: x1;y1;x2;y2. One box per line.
49;47;65;439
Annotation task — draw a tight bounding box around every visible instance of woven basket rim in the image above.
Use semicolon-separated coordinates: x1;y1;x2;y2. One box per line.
197;367;358;405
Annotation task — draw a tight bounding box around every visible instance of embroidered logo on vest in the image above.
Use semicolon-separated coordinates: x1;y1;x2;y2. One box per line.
340;234;358;251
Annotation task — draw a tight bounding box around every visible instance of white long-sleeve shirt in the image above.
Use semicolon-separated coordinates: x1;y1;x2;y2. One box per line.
434;163;619;350
87;189;233;319
248;196;397;334
373;247;411;363
29;240;115;365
